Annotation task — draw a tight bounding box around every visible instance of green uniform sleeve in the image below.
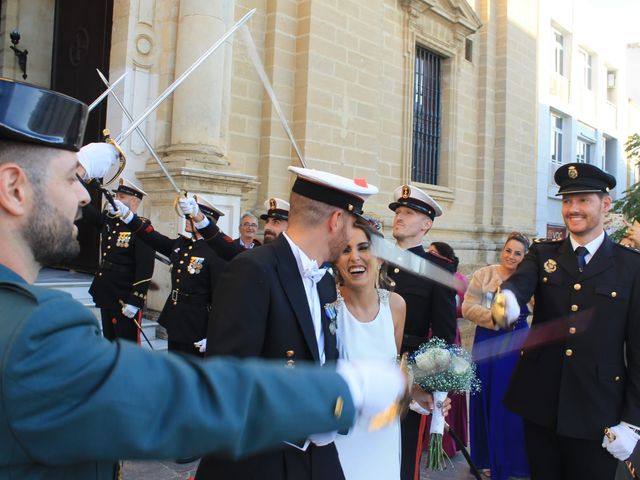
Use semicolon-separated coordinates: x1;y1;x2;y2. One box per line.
2;291;355;464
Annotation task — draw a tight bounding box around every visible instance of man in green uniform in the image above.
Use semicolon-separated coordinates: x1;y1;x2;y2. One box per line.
0;78;406;479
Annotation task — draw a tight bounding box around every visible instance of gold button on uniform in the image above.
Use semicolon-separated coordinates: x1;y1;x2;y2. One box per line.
390;281;396;287
286;350;295;358
573;283;581;291
569;327;576;334
184;253;189;257
394;268;400;274
177;269;182;273
611;292;617;298
615;376;621;381
565;349;573;357
542;277;548;283
570;305;578;312
520;350;524;356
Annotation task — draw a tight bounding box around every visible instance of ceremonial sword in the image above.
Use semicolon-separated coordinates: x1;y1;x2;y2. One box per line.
96;69;180;194
87;71;127;112
239;25;306;168
114;8;256;146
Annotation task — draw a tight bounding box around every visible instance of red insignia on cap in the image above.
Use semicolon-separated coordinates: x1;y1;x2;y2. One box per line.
354;178;368;188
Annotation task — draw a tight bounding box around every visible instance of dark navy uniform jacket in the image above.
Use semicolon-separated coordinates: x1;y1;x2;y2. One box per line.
503;235;640;440
388;245;457;352
128;215;226;344
82;205;155;310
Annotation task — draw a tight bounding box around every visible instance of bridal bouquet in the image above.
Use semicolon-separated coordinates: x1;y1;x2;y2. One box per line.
409;337;480;471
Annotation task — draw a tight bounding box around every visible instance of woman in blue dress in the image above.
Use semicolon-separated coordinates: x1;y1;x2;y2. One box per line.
462;232;531;480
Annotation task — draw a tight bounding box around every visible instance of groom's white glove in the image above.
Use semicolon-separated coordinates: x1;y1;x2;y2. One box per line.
336;359;406;418
602;422;640;460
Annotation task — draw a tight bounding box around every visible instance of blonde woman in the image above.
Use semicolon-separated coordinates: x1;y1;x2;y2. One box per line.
462;232;531;480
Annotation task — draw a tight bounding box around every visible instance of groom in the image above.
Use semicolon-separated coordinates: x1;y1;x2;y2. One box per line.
193;167;379;480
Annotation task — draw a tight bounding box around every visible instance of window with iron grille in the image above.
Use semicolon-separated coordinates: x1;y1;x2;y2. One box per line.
412;45;442;185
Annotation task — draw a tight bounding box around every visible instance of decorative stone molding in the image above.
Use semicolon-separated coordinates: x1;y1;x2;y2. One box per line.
401;0;481;39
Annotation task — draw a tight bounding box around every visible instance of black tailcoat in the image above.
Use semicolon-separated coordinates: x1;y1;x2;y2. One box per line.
196;234;343;480
503;235;640;440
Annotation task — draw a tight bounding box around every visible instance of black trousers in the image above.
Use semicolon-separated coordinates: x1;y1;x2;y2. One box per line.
523;419;618;480
100;308;140;343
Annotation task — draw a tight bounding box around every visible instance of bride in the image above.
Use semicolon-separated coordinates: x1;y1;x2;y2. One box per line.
333;218;406;479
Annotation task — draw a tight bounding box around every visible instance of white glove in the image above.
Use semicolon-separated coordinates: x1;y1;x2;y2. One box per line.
178;197;200;217
121;304;139;319
409;400;431;416
106;199;133;223
77;143;119;180
493;289;521;329
336;359;406;418
194;338;207;353
602;422;640;461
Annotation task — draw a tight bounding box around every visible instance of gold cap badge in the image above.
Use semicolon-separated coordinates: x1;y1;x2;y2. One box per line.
269;198;277;210
401;185;410;199
568;166;578;179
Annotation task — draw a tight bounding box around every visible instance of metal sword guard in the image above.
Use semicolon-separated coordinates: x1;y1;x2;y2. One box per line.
102;128;127;187
490;287;509;330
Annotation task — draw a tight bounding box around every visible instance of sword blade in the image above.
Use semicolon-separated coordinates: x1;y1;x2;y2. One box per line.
115;8;256;145
471;308;594;363
239;25;306;168
369;235;464;291
97;69;181;193
88;72;127;112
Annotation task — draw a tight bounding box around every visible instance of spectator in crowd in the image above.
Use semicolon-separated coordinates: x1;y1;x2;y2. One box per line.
462;232;531;480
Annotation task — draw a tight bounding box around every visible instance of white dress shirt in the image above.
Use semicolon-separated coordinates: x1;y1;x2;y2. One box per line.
282;232;326;365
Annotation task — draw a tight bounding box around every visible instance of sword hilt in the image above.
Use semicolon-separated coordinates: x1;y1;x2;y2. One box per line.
101;128;126;187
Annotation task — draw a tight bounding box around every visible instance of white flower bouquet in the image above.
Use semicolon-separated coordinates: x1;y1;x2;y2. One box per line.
409;337;480;471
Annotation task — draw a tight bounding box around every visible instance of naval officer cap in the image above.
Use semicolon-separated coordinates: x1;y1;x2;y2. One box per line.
196;196;225;222
0;78;88;151
288;166;378;216
260;197;290;221
388;184;443;220
112;177;147;200
554;162;616;196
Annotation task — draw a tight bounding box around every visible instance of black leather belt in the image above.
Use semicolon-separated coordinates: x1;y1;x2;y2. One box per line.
99;261;131;273
170;289;210;306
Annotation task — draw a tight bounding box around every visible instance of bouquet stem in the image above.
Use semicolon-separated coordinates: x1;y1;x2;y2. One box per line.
426;391;450;471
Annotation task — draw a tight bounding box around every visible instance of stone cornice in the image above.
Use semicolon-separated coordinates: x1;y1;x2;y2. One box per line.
401;0;482;37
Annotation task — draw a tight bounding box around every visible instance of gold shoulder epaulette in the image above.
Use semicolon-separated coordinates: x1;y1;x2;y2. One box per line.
616;243;640;254
533;237;562;244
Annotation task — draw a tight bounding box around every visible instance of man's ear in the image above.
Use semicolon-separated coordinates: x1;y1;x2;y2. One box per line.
0;163;31;216
328;209;342;233
422;216;433;234
602;195;612;213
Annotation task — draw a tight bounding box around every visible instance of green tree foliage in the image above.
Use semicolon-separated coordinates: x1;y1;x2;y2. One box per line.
611;133;640;241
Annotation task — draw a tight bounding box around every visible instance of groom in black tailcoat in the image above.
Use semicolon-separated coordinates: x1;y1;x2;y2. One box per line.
193;167;379;480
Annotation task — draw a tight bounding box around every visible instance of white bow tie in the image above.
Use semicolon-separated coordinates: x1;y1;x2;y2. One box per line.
303;264;327;284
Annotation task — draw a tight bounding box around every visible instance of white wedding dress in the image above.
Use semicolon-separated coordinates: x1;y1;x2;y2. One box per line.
334;289;401;480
